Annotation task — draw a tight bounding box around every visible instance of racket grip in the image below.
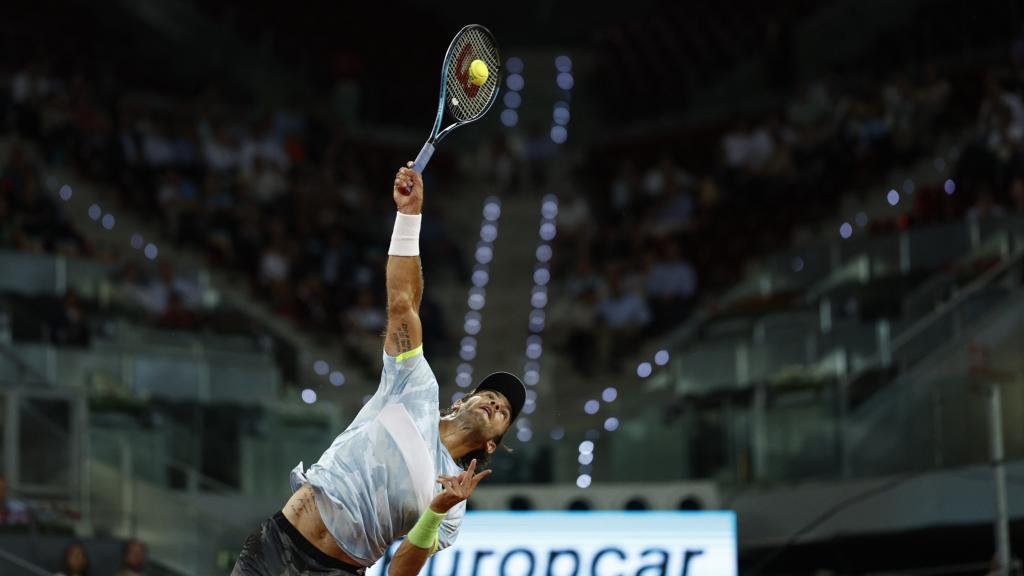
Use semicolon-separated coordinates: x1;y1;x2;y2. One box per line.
411;142;435;174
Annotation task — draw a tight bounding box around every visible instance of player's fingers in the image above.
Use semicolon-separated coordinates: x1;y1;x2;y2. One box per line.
471;469;493;485
465;459;477;478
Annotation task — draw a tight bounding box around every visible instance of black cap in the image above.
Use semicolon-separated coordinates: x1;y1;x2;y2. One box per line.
473;371;526;424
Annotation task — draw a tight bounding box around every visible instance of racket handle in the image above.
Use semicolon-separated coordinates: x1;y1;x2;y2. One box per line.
411;142;435;174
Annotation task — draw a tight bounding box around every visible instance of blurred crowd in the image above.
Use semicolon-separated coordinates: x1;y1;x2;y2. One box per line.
1;59;465;361
546;65;1024;373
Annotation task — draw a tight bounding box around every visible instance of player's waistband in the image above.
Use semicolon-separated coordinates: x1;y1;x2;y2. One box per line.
273;511;366;574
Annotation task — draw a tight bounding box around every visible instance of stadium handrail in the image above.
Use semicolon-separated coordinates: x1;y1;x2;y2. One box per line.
0;546;52;576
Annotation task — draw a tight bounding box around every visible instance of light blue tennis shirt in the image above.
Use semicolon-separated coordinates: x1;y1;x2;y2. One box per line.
290;346;466;566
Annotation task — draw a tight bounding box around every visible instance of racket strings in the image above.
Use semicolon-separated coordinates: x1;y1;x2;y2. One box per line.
445;28;500;122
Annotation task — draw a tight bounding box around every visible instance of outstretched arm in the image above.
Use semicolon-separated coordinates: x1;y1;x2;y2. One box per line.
385;163;425;358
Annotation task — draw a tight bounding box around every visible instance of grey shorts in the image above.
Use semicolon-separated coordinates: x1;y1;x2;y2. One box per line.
232;512;365;576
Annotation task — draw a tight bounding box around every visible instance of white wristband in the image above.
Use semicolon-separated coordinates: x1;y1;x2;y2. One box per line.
388;212;422;256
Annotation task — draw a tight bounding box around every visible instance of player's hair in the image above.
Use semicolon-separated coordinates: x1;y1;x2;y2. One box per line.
439;391;512;469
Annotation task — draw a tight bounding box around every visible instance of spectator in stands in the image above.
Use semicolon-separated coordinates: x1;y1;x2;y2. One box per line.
967;190;1008;221
646;241;697;331
49;288;90;346
115;539;147;576
345;288;386;335
597;267;652;370
0;475;31;525
55;541;89;576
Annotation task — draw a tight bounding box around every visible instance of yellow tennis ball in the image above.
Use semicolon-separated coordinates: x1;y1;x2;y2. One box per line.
469;59;489;86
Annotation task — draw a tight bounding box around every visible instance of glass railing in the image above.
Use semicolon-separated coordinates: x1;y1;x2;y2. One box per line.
1;341;280;403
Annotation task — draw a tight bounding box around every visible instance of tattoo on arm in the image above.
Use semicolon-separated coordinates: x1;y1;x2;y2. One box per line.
392;321;412;353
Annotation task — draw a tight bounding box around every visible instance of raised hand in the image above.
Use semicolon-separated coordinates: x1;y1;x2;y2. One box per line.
430;459;492;513
393;162;424;215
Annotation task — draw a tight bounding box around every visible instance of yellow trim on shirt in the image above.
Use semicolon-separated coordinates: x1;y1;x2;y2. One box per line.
395;345;424;363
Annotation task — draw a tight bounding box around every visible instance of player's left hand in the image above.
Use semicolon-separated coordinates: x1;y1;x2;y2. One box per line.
431;459;491;513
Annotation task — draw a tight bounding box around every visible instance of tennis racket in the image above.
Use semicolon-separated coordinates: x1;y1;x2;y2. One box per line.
409;24;501;177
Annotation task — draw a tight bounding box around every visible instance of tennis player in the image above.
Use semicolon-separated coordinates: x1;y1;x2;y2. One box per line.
232;163;526;575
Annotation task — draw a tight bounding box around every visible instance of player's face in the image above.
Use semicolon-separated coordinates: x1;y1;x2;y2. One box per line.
461;390;512;439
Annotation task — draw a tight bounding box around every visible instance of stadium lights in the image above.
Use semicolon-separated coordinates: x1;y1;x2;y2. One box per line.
501;56;524;128
329;371;345;386
455;197;503;388
144;243;159;260
654;350;670;366
131;234;144;250
584;400;600;415
314;360;329;375
856;212;869;227
88;204;101;220
602;387;618;403
301;388;317;404
887;190;900;206
839;222;853;240
945;179;956;194
604;417;620;432
792;256;805;272
59;185;72;201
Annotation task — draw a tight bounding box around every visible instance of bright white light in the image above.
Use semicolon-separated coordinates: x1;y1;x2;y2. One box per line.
602;387;618;402
792;256;805;272
557;72;574;90
503;91;522;109
604;417;620;432
527;334;543;348
584;400;600;415
466;293;485;311
524;361;540;373
88;204;101;220
555;55;573;72
541;199;559;219
523;401;536;414
506;74;525;91
506;57;524;74
100;213;114;230
500;109;519;127
457;363;473;375
535;244;552;262
944;179;956;194
144;243;158;260
576;474;592;488
855;212;869;227
533;267;550;286
578;441;594;454
531;290;548;309
329;371;345;386
314;360;329;375
934;157;946;172
475;245;493;264
839;223;853;239
654;350;670;366
637;362;652;378
472;269;490;287
526;343;542;359
483;201;502;221
525;390;537;402
550;428;565;440
480;223;498;242
578;452;593;465
902;179;915;194
516;418;530;430
461;336;477;350
301;388;317;404
517;428;533;442
887;189;900;206
524;370;540;386
456;372;473;388
59;185;72;201
553;106;571;126
539;222;557;241
550;125;568;144
130;234;144;249
464;319;481;335
460;348;477;362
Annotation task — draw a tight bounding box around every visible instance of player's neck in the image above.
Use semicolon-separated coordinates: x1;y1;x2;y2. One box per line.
438;418;481;461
